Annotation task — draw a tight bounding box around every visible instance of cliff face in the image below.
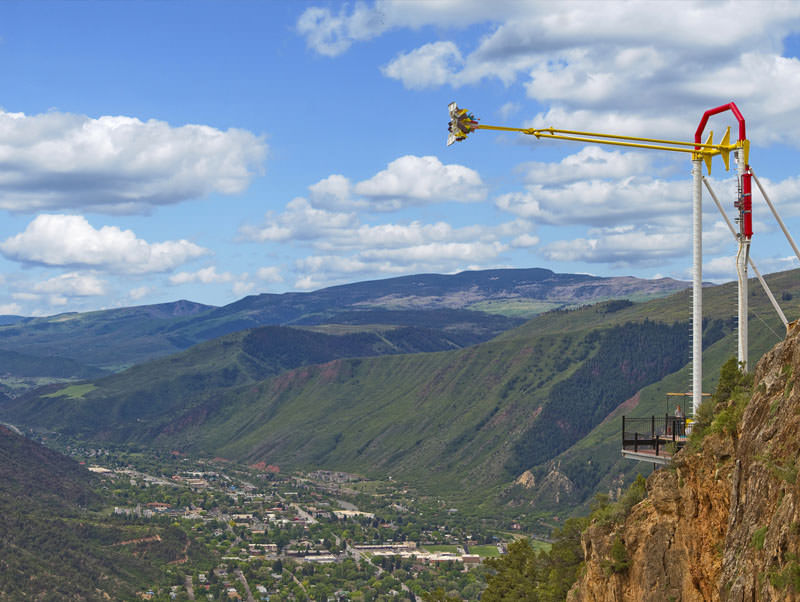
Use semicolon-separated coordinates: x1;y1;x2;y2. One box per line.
570;322;800;601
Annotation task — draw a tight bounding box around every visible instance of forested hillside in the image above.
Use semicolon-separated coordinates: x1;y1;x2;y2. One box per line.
0;426;205;599
0;315;725;504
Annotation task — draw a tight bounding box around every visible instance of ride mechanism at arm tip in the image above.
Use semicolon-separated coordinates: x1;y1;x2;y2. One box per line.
446;102;747;174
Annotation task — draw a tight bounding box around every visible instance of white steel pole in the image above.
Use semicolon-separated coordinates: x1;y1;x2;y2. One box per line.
692;159;703;416
736;150;749;371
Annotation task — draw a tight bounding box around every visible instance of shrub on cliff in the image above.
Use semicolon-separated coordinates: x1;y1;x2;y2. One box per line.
689;357;753;449
589;474;647;528
601;534;630;576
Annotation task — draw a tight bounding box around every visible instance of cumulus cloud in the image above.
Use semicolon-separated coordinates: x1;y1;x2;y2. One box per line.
295;240;507;281
0;109;266;213
541;218;736;266
169;266;234;285
496;177;687;226
32;272;107;296
239;198;359;242
307;156;486;211
242;196;530;253
0;302;22;315
256;266;284;282
381;42;463;89
519;146;655;185
0;214;209;273
296;1;520;57
511;233;540;248
242;176;532;284
354;155;485;208
308;174;353;209
233;280;256;296
317;2;800;143
129;286;152;300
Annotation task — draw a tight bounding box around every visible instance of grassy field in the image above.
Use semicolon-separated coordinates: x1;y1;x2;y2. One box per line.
467;299;564;318
422;545;459;554
469;545;501;557
43;384;97;400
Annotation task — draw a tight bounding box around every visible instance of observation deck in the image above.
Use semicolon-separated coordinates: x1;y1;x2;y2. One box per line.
621;415;689;466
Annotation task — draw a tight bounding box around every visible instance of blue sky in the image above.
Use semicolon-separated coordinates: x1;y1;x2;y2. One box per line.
2;1;800;316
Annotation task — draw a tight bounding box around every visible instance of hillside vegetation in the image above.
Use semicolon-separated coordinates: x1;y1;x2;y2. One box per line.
2;269;796;517
0;426;205;600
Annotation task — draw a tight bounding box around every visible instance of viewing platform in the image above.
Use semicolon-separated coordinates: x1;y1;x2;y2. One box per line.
621;415;689;466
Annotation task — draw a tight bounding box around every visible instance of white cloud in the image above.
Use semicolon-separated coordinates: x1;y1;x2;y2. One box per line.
296;255;368;275
308;174;353;209
0;109;266;213
129;286;152;300
233;280;256;296
511;233;540;248
294;274;322;291
32;272;107;296
256;266;284;282
169;266;234;285
496;177;687;226
752;254;800;275
354;155;485;208
306;156;486;212
358;2;800;144
295;241;509;284
0;302;22;314
703;255;737;281
0;214;209;273
296;1;520;57
519;146;654;185
747;173;800;218
361;241;506;263
542;218;737;266
239;198;358;242
242;195;530;254
381;42;463;89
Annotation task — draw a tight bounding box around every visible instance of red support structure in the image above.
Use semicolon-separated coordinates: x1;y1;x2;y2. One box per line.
695;102;752;239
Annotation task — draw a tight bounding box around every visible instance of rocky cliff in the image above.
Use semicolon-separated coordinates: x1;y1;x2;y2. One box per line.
570;321;800;601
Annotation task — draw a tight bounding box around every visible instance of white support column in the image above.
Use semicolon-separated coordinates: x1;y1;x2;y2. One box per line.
692;159;703;417
736;240;750;370
736;150;749;371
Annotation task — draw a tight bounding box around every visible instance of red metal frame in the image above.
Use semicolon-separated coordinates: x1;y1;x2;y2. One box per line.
695;103;752;239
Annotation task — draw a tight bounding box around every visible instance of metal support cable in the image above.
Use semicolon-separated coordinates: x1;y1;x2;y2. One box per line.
751;169;800;264
703;177;789;328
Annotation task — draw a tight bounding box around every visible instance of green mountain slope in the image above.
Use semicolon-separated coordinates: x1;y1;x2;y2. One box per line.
0;349;106;380
5;317;697;496
3;270;793;512
0;299;214;371
0;323;483;435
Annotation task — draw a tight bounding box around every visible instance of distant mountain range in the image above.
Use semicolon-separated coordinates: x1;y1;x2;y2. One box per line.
0;267;689;378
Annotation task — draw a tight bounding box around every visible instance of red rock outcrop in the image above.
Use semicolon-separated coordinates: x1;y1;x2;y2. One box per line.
570;322;800;601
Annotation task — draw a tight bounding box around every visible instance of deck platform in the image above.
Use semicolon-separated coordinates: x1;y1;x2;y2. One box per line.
621;415;688;465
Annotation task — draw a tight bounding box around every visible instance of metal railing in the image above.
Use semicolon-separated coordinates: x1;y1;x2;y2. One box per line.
621;415;688;458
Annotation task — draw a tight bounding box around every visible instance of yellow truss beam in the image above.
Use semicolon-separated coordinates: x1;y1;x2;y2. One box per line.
474;124;742;173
